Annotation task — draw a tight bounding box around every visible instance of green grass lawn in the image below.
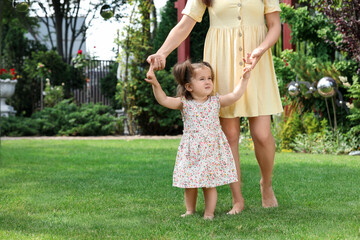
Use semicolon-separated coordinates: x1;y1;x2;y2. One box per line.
0;139;359;240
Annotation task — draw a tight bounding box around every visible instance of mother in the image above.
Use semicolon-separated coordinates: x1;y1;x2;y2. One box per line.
147;0;283;214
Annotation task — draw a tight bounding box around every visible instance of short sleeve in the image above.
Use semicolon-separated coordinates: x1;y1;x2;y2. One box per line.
264;0;281;14
213;94;220;111
181;0;207;22
180;96;187;110
180;96;187;121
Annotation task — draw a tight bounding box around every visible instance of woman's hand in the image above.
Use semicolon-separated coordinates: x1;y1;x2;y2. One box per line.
146;53;166;71
245;48;265;70
245;11;281;70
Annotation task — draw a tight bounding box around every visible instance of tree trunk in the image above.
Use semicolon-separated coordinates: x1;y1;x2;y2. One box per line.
52;0;65;61
151;0;157;40
0;0;3;66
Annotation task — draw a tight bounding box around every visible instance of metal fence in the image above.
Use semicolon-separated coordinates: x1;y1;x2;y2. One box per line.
72;60;114;105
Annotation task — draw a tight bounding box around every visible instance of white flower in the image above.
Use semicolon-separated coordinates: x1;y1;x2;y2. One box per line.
346;102;354;109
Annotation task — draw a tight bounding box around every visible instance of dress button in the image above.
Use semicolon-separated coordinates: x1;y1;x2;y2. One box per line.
238;16;241;20
239;32;242;37
239;62;244;66
239;47;243;51
238;3;242;7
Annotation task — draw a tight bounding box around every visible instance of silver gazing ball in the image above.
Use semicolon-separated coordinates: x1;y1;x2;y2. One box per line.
100;5;114;20
288;84;299;97
317;77;337;98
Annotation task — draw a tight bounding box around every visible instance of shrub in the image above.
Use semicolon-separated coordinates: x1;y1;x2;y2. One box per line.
135;69;183;135
44;79;64;108
1;116;40;136
281;112;304;150
291;128;357;155
346;75;360;133
23;50;85;100
58;103;116;136
280;4;338;60
1;100;117;136
273;56;296;96
100;63;120;108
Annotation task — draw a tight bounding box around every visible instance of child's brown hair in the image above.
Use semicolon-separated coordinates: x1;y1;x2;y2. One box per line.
173;59;214;100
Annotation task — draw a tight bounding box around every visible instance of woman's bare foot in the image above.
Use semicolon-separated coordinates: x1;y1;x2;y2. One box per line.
204;215;214;220
260;180;278;208
227;199;245;215
181;211;195;217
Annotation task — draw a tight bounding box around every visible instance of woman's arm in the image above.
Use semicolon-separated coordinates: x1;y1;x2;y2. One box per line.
247;11;281;70
146;15;197;70
219;67;251;107
145;65;182;110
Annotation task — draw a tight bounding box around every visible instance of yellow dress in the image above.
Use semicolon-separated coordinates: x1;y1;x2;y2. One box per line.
182;0;283;117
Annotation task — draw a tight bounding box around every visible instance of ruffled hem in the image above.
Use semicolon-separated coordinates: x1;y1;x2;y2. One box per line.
173;178;238;189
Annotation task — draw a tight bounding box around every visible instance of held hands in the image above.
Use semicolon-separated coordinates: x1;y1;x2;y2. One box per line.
242;57;252;80
145;64;159;86
146;53;166;71
245;47;265;70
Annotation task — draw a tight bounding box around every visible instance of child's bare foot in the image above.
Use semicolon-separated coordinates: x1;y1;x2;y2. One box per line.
181;211;195;217
260;180;278;208
227;199;245;215
203;215;214;220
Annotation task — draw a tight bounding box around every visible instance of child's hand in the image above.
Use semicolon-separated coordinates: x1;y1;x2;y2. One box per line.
145;64;159;86
242;66;251;80
242;57;251;80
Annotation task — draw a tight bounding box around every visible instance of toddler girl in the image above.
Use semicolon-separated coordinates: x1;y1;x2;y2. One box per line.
145;60;251;219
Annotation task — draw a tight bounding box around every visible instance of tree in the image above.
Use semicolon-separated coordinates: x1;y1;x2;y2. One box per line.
320;0;360;72
153;0;177;71
28;0;126;64
153;0;210;71
280;4;338;61
0;0;39;66
299;0;360;72
116;0;155;135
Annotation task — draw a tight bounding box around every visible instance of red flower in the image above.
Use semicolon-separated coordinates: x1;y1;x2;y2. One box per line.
77;50;83;55
283;58;289;67
0;68;16;79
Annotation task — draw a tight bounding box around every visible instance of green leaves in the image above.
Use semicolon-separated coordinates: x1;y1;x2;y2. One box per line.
1;100;117;136
280;4;337;60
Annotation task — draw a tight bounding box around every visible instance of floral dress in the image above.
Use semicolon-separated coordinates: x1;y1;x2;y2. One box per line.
182;0;283;118
173;95;238;188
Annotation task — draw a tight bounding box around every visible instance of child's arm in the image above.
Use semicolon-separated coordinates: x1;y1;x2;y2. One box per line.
219;66;251;108
145;65;182;110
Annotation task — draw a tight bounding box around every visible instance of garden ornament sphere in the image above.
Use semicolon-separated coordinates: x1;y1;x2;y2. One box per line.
288;84;299;97
100;5;114;20
13;0;30;12
317;77;337;98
